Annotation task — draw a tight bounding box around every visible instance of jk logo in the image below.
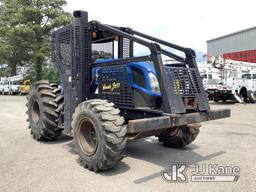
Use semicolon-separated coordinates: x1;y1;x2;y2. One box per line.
161;163;188;183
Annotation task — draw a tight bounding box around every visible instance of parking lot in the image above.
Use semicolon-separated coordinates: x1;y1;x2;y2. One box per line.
0;95;255;192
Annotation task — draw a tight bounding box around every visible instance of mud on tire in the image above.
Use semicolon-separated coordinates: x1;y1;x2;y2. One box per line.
72;99;127;172
158;126;200;148
26;80;64;141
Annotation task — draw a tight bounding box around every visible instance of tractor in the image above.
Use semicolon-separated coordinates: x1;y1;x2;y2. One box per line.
26;11;230;172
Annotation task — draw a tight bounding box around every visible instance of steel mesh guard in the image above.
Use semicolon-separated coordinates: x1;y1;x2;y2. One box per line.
122;38;131;58
52;26;72;67
98;65;134;107
165;67;201;96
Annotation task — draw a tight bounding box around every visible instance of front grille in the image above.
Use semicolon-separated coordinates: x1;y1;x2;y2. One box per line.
165;67;201;96
52;25;72;67
98;65;134;107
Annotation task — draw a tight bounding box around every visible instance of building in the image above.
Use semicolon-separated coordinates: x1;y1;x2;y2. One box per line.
207;26;256;63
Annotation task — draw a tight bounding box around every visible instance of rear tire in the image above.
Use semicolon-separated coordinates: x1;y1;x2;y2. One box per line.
247;90;256;103
26;80;64;141
158;125;200;148
72;99;127;172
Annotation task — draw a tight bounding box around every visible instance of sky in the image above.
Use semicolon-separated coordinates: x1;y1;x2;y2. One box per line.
65;0;255;61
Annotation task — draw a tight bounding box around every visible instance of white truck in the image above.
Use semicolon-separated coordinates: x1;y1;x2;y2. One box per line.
0;81;6;95
0;75;23;95
202;56;256;103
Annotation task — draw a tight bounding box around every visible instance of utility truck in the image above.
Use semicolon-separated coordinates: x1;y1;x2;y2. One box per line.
205;55;256;103
0;75;23;95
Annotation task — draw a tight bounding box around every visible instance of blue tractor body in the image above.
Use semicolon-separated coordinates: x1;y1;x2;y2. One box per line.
93;59;161;97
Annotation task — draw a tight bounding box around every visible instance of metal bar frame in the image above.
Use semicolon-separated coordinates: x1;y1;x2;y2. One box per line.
91;21;202;113
93;56;151;67
128;109;231;133
52;11;229;135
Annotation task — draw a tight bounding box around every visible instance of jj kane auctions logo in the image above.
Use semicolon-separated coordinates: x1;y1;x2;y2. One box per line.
162;163;240;183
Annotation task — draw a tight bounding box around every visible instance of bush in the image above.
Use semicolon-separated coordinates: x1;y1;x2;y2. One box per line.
42;65;60;84
25;63;60;84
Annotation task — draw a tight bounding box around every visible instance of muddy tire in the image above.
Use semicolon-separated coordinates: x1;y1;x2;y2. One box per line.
158;126;200;148
247;90;256;103
26;80;64;141
72;99;127;172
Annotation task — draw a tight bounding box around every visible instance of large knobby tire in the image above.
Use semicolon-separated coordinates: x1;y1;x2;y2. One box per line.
72;99;127;172
247;90;256;103
26;80;64;141
158;126;200;148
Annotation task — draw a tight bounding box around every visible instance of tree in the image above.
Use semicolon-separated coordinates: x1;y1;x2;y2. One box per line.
0;0;35;75
0;0;71;79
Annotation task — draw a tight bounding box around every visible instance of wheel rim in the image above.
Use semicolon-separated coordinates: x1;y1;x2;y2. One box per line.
77;118;98;156
32;100;40;124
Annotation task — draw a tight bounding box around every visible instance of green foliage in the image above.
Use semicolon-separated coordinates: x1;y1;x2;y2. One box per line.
0;0;72;79
25;62;60;83
42;64;60;84
0;66;11;77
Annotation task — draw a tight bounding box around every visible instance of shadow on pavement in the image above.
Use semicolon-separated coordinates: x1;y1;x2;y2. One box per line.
66;141;131;175
43;134;73;144
42;134;225;179
226;131;256;137
126;137;225;184
209;101;238;105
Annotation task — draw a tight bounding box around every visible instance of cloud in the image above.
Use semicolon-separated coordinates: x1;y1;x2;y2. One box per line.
65;0;255;57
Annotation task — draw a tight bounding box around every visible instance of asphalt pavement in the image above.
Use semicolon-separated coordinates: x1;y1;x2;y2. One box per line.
0;96;255;192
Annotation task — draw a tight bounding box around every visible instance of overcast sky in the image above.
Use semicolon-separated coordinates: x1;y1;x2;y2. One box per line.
65;0;255;58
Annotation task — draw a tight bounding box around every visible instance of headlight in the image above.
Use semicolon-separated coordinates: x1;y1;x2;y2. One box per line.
148;72;160;94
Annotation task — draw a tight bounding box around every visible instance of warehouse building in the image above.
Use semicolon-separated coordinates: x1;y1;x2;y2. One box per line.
207;26;256;63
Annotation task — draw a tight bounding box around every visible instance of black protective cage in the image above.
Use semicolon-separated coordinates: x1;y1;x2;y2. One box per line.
90;22;210;114
52;11;229;134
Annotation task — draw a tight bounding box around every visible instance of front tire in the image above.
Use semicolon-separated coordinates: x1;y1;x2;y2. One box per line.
158;125;200;148
72;99;127;172
26;80;64;140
